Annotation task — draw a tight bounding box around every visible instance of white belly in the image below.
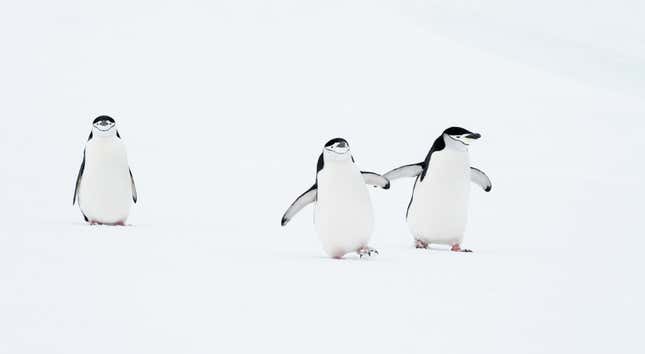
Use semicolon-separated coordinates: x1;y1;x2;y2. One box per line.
407;150;470;245
314;161;374;258
79;138;132;224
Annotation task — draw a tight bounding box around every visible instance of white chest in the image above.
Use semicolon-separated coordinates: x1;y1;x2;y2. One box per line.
407;149;471;243
314;161;374;257
423;150;470;189
79;138;132;223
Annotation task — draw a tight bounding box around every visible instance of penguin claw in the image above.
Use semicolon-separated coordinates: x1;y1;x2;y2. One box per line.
451;244;472;253
415;239;429;249
357;247;379;258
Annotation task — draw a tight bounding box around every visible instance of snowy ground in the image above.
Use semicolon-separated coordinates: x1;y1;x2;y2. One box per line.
1;1;644;353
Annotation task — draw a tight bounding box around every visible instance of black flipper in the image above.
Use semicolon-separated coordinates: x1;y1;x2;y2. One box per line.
361;171;390;189
406;176;420;218
470;167;492;192
281;184;317;226
73;151;86;205
384;163;423;182
129;168;138;203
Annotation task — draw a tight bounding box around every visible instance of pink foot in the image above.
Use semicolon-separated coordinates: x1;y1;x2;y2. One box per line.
451;244;472;253
415;239;429;249
357;247;379;258
114;221;126;226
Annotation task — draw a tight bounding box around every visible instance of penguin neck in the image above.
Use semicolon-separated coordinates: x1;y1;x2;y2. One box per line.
323;151;352;164
443;134;469;152
92;128;117;139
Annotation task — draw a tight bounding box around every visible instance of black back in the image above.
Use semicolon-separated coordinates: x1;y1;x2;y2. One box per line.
419;135;445;182
317;153;324;174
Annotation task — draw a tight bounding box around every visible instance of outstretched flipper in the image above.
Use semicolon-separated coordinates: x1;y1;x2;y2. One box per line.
361;171;390;189
129;168;138;203
281;184;317;226
470;167;492;192
73;151;86;205
384;163;423;181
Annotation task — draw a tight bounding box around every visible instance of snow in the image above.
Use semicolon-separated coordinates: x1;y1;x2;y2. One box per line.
1;1;644;353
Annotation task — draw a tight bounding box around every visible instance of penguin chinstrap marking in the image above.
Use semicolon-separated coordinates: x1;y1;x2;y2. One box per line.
73;115;138;225
281;138;390;259
384;127;492;252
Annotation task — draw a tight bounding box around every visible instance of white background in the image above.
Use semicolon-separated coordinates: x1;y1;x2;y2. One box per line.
1;1;644;353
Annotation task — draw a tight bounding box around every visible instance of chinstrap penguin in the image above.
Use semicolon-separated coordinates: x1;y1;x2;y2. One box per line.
73;115;138;225
281;138;390;259
384;127;491;252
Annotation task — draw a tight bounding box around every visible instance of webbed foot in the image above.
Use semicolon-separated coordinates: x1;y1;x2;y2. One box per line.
357;247;379;258
415;239;429;249
451;244;472;252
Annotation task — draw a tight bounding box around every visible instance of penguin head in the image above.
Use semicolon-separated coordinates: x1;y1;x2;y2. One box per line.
92;115;117;137
323;138;351;160
443;126;481;146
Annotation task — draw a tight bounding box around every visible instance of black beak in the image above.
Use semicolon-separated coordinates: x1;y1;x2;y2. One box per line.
466;133;481;139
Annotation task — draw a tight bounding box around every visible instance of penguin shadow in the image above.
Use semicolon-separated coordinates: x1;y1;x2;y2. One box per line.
413;246;487;254
275;251;396;263
427;246;455;252
40;220;136;228
407;243;476;254
71;221;137;228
